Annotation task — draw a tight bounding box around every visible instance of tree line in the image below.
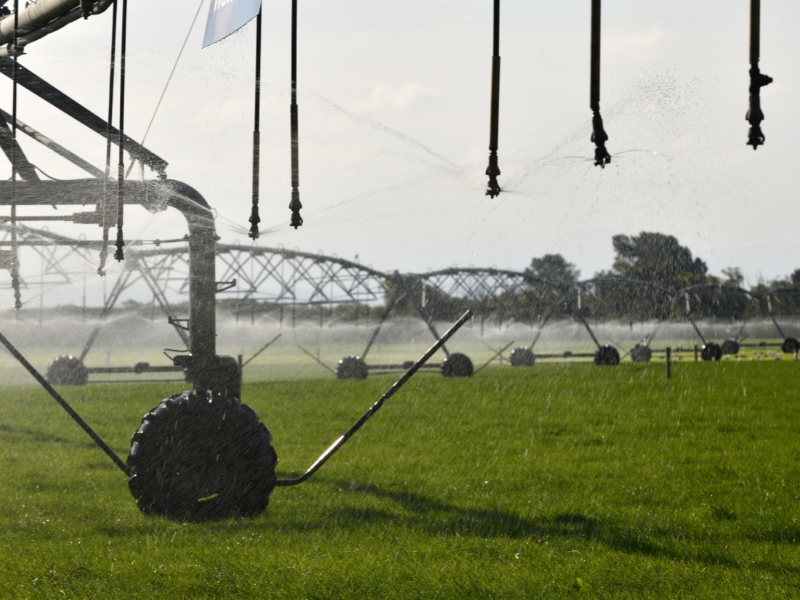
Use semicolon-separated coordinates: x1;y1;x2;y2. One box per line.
383;232;800;323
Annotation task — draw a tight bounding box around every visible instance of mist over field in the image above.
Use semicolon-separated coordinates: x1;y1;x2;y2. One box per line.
2;311;796;355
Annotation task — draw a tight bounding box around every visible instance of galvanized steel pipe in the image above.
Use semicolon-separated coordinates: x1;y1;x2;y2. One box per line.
0;0;112;56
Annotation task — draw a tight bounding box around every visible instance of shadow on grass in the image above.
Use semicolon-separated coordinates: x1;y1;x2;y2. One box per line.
91;479;787;574
277;478;740;568
747;527;800;544
0;423;97;448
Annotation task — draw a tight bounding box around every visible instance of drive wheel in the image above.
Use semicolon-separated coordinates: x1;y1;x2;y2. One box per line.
629;344;652;363
701;343;723;362
336;356;368;380
721;339;740;355
781;338;799;354
509;347;535;367
127;391;277;522
594;345;620;366
45;355;88;386
441;353;474;377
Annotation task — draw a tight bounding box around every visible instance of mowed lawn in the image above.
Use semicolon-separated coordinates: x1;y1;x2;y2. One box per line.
1;361;800;598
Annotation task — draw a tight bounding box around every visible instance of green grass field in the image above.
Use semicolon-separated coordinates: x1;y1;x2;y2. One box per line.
2;361;800;598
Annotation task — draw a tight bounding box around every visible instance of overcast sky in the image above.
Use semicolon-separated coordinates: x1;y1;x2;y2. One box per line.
3;0;800;300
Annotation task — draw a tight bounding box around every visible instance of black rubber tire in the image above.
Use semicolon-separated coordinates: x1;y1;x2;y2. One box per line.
781;338;800;354
441;353;474;377
336;356;368;380
721;339;740;355
629;343;652;363
127;391;278;522
45;355;88;386
594;345;620;366
509;347;535;367
701;342;723;362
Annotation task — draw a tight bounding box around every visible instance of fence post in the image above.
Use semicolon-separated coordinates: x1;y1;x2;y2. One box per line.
666;347;672;379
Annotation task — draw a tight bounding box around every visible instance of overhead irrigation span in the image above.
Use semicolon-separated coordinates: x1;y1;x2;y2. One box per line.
3;219;797;324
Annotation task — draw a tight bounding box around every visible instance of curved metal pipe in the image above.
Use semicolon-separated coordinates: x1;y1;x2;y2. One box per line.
0;178;217;367
0;0;113;56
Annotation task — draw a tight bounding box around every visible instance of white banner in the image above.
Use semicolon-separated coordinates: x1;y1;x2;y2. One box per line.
202;0;262;48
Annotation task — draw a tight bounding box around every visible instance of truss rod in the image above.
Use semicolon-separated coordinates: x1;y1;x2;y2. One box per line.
276;311;471;487
0;109;38;180
137;257;190;346
0;108;104;179
0;59;167;176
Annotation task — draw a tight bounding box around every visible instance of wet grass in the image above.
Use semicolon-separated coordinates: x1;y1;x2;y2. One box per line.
1;361;800;597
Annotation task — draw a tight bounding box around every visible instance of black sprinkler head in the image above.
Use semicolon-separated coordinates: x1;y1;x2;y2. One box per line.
591;110;611;168
594;145;611;168
486;177;501;198
289;189;303;229
746;65;772;149
248;208;260;239
290;210;303;229
747;125;765;150
485;151;501;198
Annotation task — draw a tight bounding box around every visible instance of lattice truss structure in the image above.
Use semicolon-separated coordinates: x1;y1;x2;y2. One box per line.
3;221;800;334
0;222;97;291
0;222;568;315
215;245;387;306
421;268;528;311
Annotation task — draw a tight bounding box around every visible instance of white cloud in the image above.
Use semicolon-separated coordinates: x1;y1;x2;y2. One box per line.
360;83;440;112
606;27;671;62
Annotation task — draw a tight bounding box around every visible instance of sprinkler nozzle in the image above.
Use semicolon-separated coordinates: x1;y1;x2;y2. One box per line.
746;65;772;150
289;188;303;229
248;207;260;240
591;110;611;168
747;125;765;149
485;150;501;198
114;232;125;262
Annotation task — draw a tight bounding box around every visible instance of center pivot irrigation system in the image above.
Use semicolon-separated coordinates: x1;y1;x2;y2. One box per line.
0;0;475;522
0;0;786;521
0;141;473;520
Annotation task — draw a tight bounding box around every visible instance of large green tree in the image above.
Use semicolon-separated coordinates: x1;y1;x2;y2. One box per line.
611;232;707;288
525;254;580;288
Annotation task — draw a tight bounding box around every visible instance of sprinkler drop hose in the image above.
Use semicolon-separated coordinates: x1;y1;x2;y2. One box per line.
248;8;262;239
276;309;472;487
114;0;128;262
288;0;303;228
590;0;610;167
98;0;118;275
746;0;772;149
10;0;21;309
0;329;130;475
484;0;501;198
